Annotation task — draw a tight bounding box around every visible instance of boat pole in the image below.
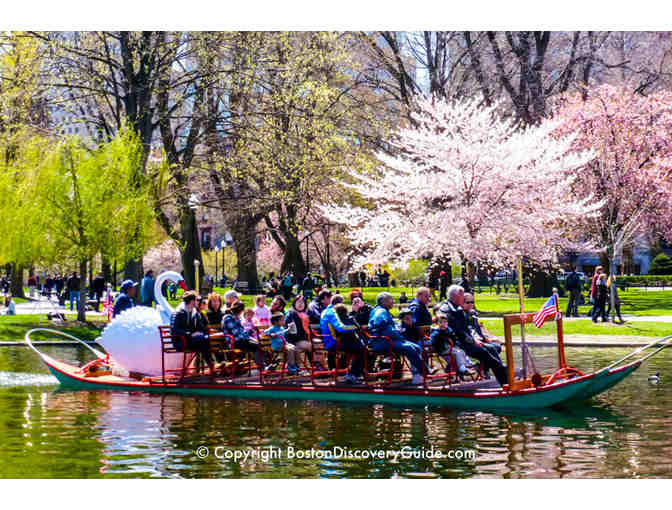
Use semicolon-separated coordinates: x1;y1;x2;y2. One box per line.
518;256;528;379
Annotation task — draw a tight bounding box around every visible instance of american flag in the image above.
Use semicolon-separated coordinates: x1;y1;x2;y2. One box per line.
533;294;561;328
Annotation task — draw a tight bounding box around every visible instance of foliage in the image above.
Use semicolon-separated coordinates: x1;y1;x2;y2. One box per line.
555;85;672;267
325;95;599;269
647;254;672;276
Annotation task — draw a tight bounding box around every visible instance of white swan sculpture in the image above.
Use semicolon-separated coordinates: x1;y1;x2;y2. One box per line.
97;271;188;376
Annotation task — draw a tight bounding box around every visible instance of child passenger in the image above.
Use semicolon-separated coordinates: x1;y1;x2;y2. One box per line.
264;312;305;375
242;308;259;339
253;294;271;327
430;314;475;380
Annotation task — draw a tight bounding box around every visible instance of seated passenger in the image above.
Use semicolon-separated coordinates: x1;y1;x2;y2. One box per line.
113;279;138;318
221;301;263;367
241;308;259;340
308;289;332;326
206;292;224;326
284;295;313;359
320;295;365;383
408;287;433;327
463;292;501;355
368;292;424;385
430;314;474;379
332;302;366;383
398;310;423;345
253;294;271;327
269;295;286;315
438;285;508;386
349;294;373;327
170;291;215;376
264;312;306;375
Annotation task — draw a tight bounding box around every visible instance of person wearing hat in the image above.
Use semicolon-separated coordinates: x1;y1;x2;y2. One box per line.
113;279;138;318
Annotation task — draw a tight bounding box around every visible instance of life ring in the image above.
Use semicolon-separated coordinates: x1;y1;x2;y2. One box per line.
545;366;585;386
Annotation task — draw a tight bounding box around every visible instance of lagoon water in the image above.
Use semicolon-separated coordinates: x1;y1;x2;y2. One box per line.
0;344;671;478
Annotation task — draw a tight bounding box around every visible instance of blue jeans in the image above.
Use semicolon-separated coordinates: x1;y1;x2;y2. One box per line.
69;290;80;311
369;337;424;375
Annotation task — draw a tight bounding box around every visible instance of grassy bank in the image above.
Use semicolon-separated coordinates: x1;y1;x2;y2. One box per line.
482;318;672;338
0;315;105;343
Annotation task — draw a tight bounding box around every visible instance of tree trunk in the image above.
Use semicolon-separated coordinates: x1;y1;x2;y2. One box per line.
102;257;112;287
78;259;87;322
123;259;143;286
9;262;25;298
280;232;307;279
179;206;203;291
525;269;563;298
229;217;260;292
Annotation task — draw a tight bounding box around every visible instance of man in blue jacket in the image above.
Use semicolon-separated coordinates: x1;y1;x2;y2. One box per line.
320;295;364;383
140;270;156;307
369;292;424;385
408;287;433;327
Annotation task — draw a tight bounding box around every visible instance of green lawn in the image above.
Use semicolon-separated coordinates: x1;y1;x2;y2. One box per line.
482;318;672;338
0;314;105;343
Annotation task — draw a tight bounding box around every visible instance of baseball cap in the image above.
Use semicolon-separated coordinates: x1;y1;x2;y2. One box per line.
120;279;138;292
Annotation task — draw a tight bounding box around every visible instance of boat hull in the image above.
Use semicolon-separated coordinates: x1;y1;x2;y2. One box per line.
43;357;620;411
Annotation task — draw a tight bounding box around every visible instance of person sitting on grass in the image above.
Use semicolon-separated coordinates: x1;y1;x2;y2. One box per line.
264;312;302;375
368;292;425;385
170;291;216;378
1;295;16;316
430;313;474;380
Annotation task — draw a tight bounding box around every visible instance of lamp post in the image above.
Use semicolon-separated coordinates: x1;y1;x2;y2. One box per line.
194;259;200;295
214;242;220;286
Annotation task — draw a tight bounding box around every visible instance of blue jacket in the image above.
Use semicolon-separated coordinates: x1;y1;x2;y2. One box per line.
140;276;155;306
368;306;404;344
320;305;357;350
408;298;432;327
113;293;135;317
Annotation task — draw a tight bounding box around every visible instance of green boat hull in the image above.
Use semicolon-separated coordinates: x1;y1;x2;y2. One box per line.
45;360;609;411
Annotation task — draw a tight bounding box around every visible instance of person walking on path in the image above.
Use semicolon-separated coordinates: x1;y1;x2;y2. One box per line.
565;266;582;318
592;273;609;323
140;270;156;307
92;272;106;312
588;266;603;317
66;272;80;312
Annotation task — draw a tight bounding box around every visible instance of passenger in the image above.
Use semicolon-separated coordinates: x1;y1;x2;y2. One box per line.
350;289;373;327
368;292;424;385
320;296;365;383
206;292;224;326
463;292;501;355
398;310;423;344
223;289;241;309
242;308;259;339
196;297;209;330
307;289;332;326
222;300;263;367
264;312;302;375
170;291;215;377
269;295;286;314
284;295;313;358
439;285;508;386
408;287;433;327
113;279;138;318
253;294;271;327
430;313;474;379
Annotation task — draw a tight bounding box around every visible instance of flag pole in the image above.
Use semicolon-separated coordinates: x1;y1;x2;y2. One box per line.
518;255;528;379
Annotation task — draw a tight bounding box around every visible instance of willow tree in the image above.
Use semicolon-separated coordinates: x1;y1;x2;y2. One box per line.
20;127;154;321
0;32;50;297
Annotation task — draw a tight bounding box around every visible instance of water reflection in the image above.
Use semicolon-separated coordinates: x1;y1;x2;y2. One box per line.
0;345;670;478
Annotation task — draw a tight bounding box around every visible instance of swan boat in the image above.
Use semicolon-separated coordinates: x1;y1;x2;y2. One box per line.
25;271;670;410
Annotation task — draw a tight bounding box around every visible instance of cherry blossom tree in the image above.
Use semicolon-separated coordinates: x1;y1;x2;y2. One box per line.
554;85;672;318
324;95;599;274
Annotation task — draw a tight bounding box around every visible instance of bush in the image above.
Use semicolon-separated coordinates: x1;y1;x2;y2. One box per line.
649;253;672;275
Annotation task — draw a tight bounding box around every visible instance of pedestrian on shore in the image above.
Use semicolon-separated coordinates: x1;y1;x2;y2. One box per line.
66;272;80;311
